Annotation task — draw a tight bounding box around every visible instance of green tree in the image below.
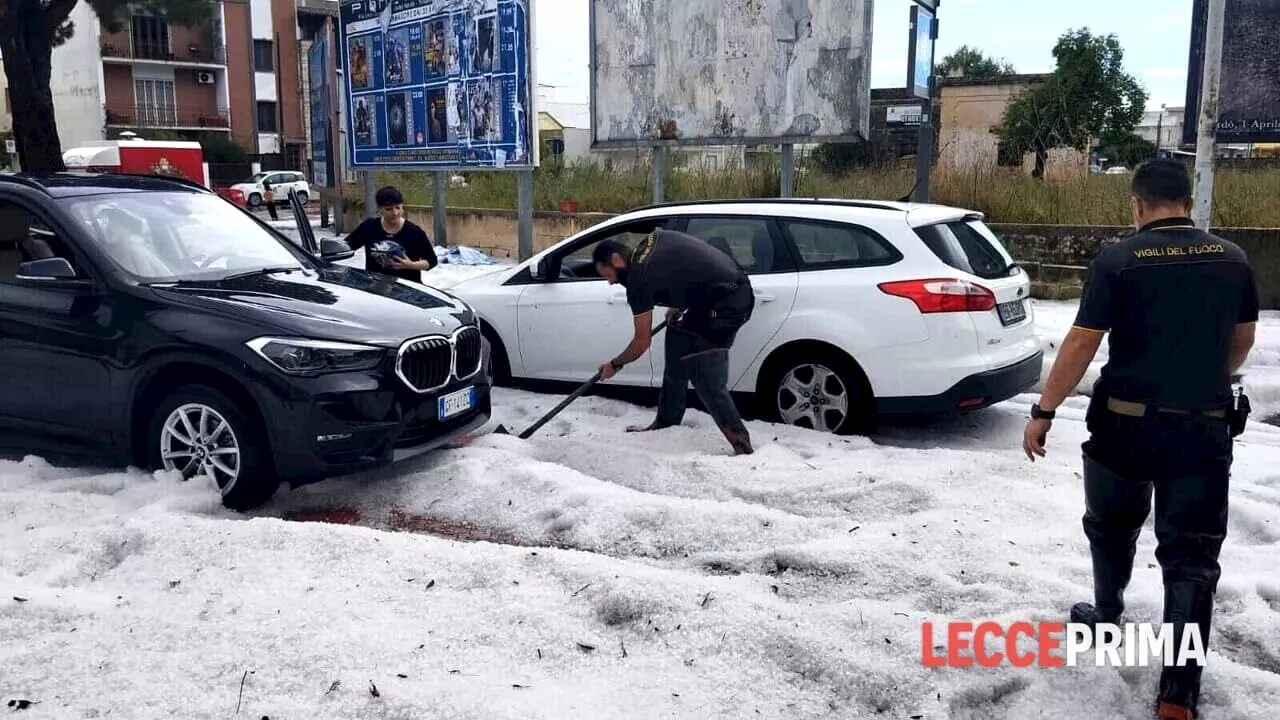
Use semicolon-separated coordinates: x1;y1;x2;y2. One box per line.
935;45;1015;81
0;0;216;172
994;28;1148;177
1098;132;1157;168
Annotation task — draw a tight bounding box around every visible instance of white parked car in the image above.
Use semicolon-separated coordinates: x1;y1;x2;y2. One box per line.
449;199;1042;434
230;171;310;207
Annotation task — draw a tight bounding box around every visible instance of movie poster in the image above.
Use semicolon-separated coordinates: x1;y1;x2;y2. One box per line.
353;95;377;147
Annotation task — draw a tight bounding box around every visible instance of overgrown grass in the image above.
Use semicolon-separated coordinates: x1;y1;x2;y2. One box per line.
345;161;1280;227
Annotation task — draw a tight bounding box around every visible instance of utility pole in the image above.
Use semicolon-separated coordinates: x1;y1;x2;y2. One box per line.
1156;103;1165;151
1192;0;1226;230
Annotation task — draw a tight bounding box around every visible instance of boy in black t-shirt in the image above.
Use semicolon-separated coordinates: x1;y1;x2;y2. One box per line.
343;186;438;283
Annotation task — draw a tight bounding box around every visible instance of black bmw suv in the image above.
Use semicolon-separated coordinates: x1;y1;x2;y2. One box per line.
0;173;491;510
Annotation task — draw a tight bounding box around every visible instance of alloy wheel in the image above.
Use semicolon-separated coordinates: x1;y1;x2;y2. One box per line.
777;363;850;433
159;403;242;494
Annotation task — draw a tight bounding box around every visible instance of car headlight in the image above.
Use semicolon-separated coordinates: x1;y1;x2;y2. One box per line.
246;337;385;374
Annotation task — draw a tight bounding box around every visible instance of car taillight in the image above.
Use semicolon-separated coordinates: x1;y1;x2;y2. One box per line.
878;278;997;313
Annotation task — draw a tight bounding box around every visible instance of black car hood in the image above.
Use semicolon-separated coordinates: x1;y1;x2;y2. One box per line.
147;265;474;345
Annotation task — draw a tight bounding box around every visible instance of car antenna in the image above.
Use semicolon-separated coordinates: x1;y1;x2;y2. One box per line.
897;177;921;203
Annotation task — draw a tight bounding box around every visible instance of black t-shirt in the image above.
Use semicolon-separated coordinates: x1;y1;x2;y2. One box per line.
624;229;747;316
1075;216;1259;409
343;218;438;283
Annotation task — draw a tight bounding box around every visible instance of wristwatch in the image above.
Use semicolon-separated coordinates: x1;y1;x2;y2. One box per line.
610;359;625;371
1030;403;1056;420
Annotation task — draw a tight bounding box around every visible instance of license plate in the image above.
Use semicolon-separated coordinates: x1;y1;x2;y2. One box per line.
997;299;1027;326
437;387;475;419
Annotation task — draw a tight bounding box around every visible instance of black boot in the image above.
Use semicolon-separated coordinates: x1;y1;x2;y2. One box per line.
1157;581;1215;717
719;426;753;455
1069;601;1122;626
1081;456;1148;621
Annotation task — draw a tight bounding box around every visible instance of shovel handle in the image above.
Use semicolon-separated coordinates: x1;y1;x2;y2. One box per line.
515;321;668;440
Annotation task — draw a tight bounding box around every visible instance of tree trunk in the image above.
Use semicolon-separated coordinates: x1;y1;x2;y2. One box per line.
1032;149;1047;179
0;3;66;172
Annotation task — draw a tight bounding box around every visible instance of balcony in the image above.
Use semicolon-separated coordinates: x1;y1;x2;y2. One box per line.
101;41;227;66
105;104;231;131
296;0;339;17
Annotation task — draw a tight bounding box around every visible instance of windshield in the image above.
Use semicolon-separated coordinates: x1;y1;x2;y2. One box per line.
64;191;313;283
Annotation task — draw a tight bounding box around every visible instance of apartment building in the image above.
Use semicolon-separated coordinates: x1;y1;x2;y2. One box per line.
51;0;305;166
0;65;11;135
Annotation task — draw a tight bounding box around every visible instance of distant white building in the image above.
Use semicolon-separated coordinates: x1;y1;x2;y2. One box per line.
1136;106;1184;149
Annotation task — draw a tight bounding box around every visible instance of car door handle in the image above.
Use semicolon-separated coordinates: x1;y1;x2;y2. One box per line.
608;291;626;304
754;291;776;302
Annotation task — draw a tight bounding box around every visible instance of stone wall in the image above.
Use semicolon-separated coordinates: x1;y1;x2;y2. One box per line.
996;225;1280;308
343;206;1280;309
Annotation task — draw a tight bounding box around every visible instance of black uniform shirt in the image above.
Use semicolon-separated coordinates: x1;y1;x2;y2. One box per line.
343;218;437;283
1074;216;1259;409
624;229;746;316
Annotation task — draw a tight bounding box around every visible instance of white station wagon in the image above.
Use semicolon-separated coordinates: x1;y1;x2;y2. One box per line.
449;199;1042;434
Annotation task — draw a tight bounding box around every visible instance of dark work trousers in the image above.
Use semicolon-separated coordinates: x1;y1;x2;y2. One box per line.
1081;403;1232;713
265;195;279;220
652;283;754;441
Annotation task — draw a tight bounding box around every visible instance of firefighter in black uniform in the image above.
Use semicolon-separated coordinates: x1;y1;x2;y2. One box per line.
1023;159;1257;720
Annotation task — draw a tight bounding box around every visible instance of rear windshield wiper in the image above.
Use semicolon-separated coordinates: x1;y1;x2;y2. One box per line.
222;266;302;281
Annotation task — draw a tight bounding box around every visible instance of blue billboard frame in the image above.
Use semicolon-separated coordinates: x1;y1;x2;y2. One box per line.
338;0;538;171
907;4;936;101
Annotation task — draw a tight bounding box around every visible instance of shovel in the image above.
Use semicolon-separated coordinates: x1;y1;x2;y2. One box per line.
491;320;669;440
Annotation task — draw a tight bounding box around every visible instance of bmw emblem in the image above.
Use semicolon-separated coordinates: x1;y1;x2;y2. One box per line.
430;318;444;328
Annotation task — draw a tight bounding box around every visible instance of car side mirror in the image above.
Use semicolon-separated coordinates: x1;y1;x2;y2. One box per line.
530;257;547;280
320;238;355;261
17;257;80;281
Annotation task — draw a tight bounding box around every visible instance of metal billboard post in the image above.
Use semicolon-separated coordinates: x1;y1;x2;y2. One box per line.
517;169;534;261
652;146;666;204
363;172;377;219
780;144;795;197
1192;0;1226;230
432;172;448;246
908;2;937;204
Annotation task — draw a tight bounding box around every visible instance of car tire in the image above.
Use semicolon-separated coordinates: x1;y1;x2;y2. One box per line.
247;192;263;207
296;191;310;205
758;348;875;435
146;384;279;511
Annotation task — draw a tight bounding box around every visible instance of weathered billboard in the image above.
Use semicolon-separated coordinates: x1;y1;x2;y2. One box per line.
589;0;874;147
1183;0;1280;145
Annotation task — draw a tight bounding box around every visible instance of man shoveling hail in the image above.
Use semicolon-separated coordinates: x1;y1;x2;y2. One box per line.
592;226;756;455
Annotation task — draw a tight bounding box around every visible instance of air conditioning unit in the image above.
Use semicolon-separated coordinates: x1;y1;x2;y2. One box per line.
196;71;216;85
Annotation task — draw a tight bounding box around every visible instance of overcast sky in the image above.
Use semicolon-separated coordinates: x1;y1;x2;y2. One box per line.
534;0;1193;110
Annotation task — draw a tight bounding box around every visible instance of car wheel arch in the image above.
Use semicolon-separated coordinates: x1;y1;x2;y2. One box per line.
755;339;877;433
477;318;513;383
128;359;272;468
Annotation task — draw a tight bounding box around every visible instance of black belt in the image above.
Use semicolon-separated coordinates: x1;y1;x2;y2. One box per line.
1106;397;1226;419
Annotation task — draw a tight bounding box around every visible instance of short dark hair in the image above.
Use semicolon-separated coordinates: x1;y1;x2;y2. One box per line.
1131;159;1192;208
375;186;404;207
592;240;630;266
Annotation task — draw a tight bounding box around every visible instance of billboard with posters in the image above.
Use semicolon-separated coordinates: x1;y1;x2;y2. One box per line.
339;0;537;169
1183;0;1280;145
309;26;336;187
